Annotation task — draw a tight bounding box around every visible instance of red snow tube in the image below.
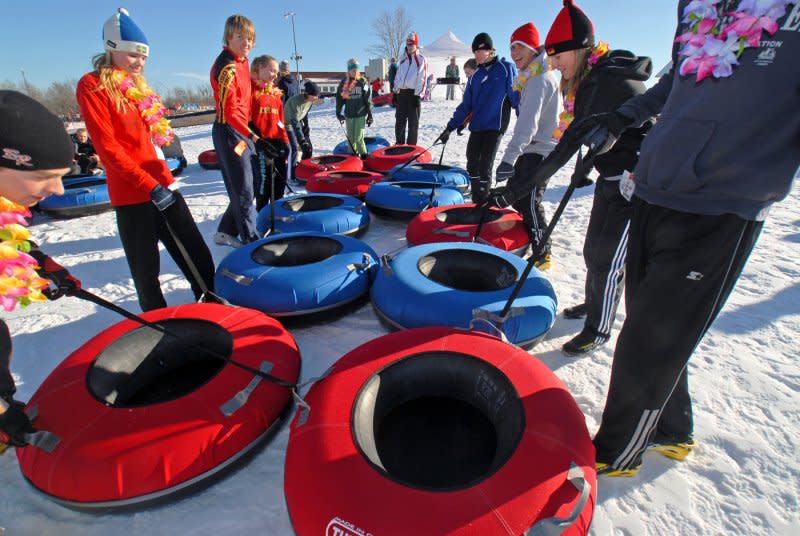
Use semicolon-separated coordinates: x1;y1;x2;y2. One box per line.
365;144;432;173
198;149;219;170
17;303;300;509
294;155;363;182
407;203;531;256
285;327;596;535
372;93;394;107
305;169;384;197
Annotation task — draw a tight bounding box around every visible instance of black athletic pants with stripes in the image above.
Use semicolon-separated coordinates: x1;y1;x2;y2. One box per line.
593;197;763;469
581;177;631;339
466;130;502;204
115;193;216;312
510;153;549;256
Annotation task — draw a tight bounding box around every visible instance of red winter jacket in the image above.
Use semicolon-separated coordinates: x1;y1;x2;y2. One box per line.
76;71;174;206
211;48;253;138
251;81;289;143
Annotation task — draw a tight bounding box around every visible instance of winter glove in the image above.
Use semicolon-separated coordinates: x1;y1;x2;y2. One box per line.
437;128;452;144
0;399;35;448
150;184;176;211
366;114;373;127
336;114;345;124
495;162;515;183
299;139;313;155
485;188;516;209
255;138;280;160
567;111;634;155
28;248;81;300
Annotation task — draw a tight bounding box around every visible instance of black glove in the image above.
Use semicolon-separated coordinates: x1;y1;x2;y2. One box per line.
150;184;176;211
567;111;634;155
495;162;514;183
366;114;373;127
336;114;345;124
299;139;312;154
0;399;35;447
278;143;290;161
485;188;516;209
256;138;280;160
437;128;451;144
28;248;81;300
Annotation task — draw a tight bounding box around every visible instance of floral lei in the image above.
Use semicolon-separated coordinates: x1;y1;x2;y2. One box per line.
512;57;546;93
676;0;796;82
553;41;610;141
111;69;174;147
340;73;362;100
253;80;283;99
0;197;49;312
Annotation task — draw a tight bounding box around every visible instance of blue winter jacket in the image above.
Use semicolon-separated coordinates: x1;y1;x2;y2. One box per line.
447;56;518;132
618;0;800;221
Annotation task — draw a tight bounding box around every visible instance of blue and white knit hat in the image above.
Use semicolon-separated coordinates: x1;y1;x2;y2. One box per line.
103;8;149;57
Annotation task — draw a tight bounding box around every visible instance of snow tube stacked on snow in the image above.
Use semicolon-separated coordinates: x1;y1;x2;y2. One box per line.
406;204;530;256
371;242;556;347
305;170;384;197
294;155;363;182
285;327;596;535
372;93;394;107
255;193;370;236
387;162;470;192
364;181;464;215
198;149;218;170
215;232;378;316
38;174;111;218
16;303;301;509
333;136;391;156
365;145;431;173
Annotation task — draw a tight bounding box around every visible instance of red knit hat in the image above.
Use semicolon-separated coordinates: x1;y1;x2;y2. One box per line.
406;32;419;46
510;22;540;51
545;0;595;55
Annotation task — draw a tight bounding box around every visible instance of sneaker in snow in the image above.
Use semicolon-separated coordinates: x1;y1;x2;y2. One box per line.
213;232;243;248
649;438;696;461
563;303;587;319
596;462;641;477
533;253;551;271
562;327;609;356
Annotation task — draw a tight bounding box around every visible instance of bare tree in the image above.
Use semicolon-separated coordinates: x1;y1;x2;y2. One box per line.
367;7;413;61
44;80;80;118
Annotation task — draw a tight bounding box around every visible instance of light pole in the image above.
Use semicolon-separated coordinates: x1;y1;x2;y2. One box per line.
284;11;302;81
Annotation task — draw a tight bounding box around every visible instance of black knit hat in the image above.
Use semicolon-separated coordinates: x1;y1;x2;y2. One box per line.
545;0;595;55
304;80;320;97
472;32;494;52
0;90;74;171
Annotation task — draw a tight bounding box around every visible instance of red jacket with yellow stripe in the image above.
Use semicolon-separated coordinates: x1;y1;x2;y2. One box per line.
76;71;174;206
210;48;253;138
251;81;289;143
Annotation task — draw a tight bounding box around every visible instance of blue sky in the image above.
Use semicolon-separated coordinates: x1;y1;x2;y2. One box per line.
2;1;678;93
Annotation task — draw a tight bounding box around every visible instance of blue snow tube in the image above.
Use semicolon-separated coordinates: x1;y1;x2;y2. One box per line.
370;242;557;347
215;232;379;316
364;181;464;215
38;174;111;218
387;163;470;192
256;193;370;237
333;136;391;155
165;157;182;174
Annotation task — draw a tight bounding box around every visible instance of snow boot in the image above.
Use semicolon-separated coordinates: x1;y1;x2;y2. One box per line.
649;438;696;461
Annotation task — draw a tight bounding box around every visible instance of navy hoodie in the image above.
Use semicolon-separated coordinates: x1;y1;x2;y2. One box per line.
447;56;519;132
618;0;800;221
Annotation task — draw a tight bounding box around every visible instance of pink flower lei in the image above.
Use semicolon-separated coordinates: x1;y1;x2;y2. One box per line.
552;41;610;141
675;0;796;82
0;197;49;311
111;69;175;146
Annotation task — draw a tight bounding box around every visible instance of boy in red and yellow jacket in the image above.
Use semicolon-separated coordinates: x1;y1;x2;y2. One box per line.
250;55;289;211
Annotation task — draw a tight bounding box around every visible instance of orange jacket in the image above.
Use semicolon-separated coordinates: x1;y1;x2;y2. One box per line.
211;48;253;138
251;81;289;143
76;71;174;206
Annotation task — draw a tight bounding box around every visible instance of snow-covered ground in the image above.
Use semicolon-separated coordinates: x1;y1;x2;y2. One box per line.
1;98;798;535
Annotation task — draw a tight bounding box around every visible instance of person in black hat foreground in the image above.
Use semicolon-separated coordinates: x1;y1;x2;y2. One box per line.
566;0;800;477
490;0;652;357
437;32;518;204
0;90;81;448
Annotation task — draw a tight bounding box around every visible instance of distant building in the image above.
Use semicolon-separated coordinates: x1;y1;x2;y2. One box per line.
300;71;345;97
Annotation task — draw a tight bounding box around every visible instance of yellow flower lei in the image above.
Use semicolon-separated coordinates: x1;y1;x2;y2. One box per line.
513;59;546;93
0;197;49;311
552;41;610;141
111;69;174;147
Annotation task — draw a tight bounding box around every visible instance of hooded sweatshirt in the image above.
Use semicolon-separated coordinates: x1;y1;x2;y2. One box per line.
618;0;800;221
447;56;520;133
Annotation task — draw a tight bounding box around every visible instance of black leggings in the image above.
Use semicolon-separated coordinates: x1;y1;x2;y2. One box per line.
115;192;215;312
466;130;502;203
